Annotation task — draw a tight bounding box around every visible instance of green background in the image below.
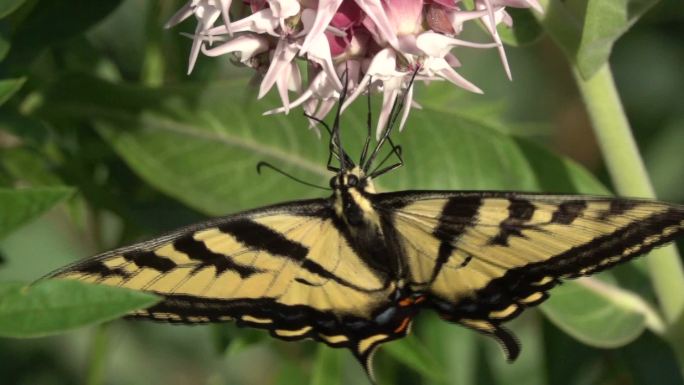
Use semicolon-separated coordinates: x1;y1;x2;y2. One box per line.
0;0;683;384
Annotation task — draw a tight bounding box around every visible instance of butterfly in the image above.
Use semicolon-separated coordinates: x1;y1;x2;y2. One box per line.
46;92;684;383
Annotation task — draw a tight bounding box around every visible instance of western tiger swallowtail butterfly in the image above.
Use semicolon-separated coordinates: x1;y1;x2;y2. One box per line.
46;96;684;382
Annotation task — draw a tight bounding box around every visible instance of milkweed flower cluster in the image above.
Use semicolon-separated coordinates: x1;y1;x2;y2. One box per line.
167;0;542;137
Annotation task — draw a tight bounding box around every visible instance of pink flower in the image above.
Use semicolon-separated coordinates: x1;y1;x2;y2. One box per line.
168;0;543;134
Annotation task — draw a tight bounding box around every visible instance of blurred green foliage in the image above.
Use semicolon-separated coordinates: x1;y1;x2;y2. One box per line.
0;0;682;384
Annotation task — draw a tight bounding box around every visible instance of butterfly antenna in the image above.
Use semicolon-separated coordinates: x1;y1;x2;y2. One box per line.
370;144;403;178
364;69;419;176
256;161;330;190
359;76;373;168
305;112;341;172
331;68;355;170
304;113;332;136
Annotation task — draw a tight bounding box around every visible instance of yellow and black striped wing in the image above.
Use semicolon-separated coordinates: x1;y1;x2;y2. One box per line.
376;191;684;358
49;199;394;350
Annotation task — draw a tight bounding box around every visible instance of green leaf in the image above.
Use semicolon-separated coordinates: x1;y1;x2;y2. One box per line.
0;77;25;106
310;345;343;385
0;280;160;338
484;314;546;385
538;0;659;79
0;33;9;61
0;0;26;19
5;0;123;67
383;336;445;382
0;187;73;240
577;0;659;79
541;279;647;348
420;315;478;385
497;8;544;47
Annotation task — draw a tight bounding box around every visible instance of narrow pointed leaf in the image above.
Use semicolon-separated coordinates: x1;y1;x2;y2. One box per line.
0;280;160;338
0;187;73;240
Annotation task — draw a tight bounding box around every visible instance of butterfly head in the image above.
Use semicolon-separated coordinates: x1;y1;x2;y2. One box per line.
330;166;376;194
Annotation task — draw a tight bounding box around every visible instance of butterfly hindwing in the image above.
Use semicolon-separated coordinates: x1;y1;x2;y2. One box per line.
376;191;684;358
49;199;396;355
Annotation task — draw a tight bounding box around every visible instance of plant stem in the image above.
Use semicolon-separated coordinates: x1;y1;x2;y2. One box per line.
572;63;684;328
86;324;110;385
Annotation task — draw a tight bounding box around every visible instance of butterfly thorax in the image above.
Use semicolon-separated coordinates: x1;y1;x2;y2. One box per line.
331;167;379;228
329;167;408;281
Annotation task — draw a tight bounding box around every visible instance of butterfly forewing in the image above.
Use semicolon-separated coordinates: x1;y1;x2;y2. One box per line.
49;199;393;342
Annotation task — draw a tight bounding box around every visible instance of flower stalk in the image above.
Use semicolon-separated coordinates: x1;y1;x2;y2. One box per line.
86;324;110;385
573;63;684;357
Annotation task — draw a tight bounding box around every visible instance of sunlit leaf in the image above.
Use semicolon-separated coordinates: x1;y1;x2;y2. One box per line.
541;279;646;348
0;280;159;338
538;0;659;79
576;0;659;79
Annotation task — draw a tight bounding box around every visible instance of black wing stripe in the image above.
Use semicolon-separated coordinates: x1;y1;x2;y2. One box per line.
77;260;132;278
173;235;261;278
219;219;308;261
429;196;482;283
219;218;375;292
545;208;683;277
124;250;176;273
489;198;537;246
598;200;639;221
550;200;587;225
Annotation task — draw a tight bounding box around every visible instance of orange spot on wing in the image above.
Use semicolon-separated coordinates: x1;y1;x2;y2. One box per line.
394;317;411;333
399;298;413;307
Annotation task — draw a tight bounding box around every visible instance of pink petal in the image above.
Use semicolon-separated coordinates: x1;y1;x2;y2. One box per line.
187;24;204;74
397;82;414;131
416;31;499;57
377;84;400;139
430;59;482;93
259;39;299;99
341;48;402;111
327;31;351;57
165;3;195;28
264;70;339;116
201;34;269;62
218;0;233;34
306;33;345;91
267;0;301;20
449;9;489;33
276;65;292;112
383;0;424;35
331;0;363;29
212;9;279;36
354;0;399;48
299;0;344;54
289;61;303;93
478;8;512;79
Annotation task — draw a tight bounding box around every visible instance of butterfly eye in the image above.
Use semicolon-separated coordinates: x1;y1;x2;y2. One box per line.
329;177;339;189
347;175;359;187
